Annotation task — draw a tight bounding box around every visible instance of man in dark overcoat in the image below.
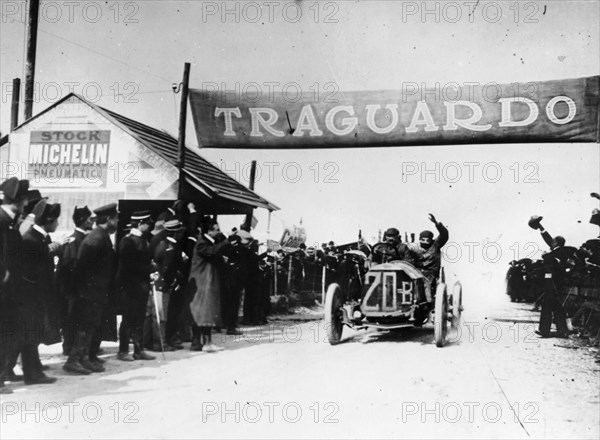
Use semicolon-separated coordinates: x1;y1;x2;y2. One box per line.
74;203;119;372
117;211;155;361
0;178;31;392
528;216;571;338
60;206;95;374
20;198;61;385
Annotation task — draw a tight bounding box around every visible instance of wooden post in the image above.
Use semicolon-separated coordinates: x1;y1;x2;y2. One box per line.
244;160;257;230
11;78;21;131
24;0;40;121
273;257;278;296
177;62;191;199
321;265;326;304
287;253;293;293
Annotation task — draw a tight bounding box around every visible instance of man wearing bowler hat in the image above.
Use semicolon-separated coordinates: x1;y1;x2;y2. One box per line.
19;198;61;385
74;203;119;373
117;211;156;361
0;178;32;392
59;206;95;374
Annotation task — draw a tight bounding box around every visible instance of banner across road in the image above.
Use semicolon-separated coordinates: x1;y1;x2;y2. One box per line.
189;76;599;149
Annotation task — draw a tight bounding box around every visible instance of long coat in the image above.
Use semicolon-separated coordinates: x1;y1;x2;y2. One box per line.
0;208;23;348
77;227;116;303
77;226;118;340
57;229;87;300
188;234;230;327
117;233;152;298
21;226;58;345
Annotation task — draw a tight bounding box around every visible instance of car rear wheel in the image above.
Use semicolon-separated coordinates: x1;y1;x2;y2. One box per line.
324;283;344;345
451;282;463;328
434;282;448;347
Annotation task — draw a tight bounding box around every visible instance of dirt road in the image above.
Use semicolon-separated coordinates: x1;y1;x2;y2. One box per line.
1;281;598;439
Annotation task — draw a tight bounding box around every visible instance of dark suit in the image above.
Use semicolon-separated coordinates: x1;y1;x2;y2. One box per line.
57;229;87;353
19;226;55;381
117;231;152;353
76;226;116;357
538;231;570;337
150;229;167;256
155;237;186;344
0;208;23;383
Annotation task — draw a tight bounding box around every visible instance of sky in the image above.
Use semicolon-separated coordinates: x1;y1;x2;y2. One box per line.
1;0;599;288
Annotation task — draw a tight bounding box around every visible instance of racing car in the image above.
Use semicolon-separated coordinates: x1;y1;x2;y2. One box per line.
323;246;463;347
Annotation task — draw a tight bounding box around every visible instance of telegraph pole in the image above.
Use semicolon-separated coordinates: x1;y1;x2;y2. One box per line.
24;0;40;121
11;78;21;130
244;160;257;230
177;62;191;199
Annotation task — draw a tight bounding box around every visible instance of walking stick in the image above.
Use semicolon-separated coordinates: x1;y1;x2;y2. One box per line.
151;281;166;360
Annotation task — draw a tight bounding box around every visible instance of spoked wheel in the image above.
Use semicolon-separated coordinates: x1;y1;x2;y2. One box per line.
451;282;463;328
434;282;448;347
324;283;344;345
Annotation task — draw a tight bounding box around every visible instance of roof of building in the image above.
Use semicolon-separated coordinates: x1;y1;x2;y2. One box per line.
12;93;278;212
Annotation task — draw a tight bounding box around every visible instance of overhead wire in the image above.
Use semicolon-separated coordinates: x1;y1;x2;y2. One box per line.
0;11;173;84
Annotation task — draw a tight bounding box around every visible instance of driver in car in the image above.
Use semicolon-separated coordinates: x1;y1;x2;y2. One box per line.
408;214;449;303
373;227;415;264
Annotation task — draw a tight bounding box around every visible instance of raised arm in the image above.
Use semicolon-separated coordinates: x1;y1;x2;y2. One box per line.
429;214;449;248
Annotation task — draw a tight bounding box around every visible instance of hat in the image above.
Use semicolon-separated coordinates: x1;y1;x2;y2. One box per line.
72;205;93;224
131;210;152;222
32;199;61;223
419;230;434;239
528;215;543;230
23;190;42;215
31;197;49;218
164;219;183;232
236;229;253;245
384;227;400;237
590;208;600;227
172;199;186;213
93;203;118;218
0;177;30;202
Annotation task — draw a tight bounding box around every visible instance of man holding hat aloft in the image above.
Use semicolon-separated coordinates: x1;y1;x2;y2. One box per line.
0;178;31;392
19;198;61;384
117;211;156;361
75;203;119;372
528;215;570;338
60;206;95;374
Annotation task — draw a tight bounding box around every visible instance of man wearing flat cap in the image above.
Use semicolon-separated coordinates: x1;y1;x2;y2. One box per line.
74;203;119;372
372;227;414;264
117;211;156;361
0;178;31;392
59;206;95;374
19;198;61;385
